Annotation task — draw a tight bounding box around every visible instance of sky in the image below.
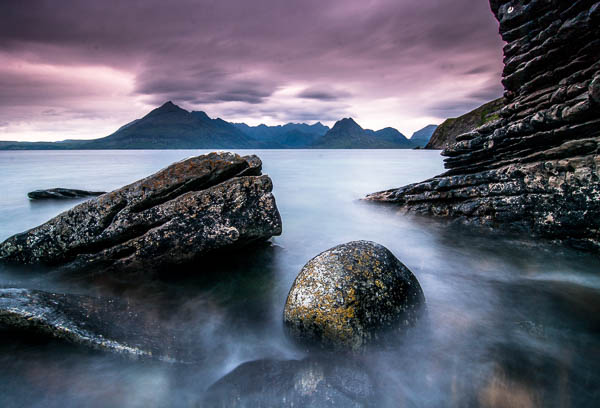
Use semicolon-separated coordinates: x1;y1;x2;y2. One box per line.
0;0;505;142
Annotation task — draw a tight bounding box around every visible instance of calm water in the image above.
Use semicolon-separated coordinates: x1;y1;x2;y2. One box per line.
0;150;599;407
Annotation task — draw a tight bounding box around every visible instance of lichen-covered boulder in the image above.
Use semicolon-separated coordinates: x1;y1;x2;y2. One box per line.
0;152;282;276
283;241;425;351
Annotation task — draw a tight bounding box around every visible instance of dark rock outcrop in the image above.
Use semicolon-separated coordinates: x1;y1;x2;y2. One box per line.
283;241;425;351
368;1;600;251
203;358;376;407
0;288;176;361
27;188;106;200
425;98;503;150
0;152;282;275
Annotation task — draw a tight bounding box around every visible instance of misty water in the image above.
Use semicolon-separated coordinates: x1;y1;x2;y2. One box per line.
0;150;599;407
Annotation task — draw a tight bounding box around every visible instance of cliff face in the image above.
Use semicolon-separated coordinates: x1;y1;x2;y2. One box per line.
367;0;600;251
425;98;503;149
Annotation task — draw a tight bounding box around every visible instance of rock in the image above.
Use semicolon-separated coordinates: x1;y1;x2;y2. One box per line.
27;188;106;200
283;241;425;351
0;152;282;276
590;74;600;104
367;1;600;252
203;357;376;407
0;288;177;361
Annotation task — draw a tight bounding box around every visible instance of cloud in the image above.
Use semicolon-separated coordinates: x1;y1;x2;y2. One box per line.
297;86;351;101
0;0;505;139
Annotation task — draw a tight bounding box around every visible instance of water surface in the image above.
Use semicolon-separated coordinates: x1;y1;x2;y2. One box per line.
0;150;598;407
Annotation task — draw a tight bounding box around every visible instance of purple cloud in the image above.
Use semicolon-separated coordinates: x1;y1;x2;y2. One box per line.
0;0;504;141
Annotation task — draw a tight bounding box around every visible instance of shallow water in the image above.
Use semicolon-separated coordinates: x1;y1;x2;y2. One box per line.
0;150;599;407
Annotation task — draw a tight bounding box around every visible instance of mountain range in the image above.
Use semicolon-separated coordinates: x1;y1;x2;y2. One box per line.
312;118;413;149
0;101;436;150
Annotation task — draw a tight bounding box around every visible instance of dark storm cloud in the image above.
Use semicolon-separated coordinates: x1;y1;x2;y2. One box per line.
136;68;278;105
0;0;504;140
298;86;351;101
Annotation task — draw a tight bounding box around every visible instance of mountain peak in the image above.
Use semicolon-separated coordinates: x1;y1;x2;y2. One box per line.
156;101;186;113
142;101;188;120
332;117;362;131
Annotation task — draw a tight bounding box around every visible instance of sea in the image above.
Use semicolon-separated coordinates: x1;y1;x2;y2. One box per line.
0;149;598;407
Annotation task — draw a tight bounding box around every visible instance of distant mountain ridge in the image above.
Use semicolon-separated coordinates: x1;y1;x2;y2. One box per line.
83;101;254;149
312;118;413;149
410;125;437;147
233;122;330;148
0;102;428;150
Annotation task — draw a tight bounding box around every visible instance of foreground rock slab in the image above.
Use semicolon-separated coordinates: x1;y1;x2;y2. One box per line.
284;241;425;351
0;288;174;361
0;152;282;275
203;358;375;407
27;188;106;200
367;1;600;251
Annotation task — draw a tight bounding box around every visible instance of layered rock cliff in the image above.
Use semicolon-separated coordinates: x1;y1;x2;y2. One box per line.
367;0;600;251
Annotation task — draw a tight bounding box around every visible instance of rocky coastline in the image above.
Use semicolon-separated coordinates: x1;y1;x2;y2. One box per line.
367;0;600;251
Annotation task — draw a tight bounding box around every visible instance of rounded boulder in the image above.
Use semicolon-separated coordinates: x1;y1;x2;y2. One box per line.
283;240;425;351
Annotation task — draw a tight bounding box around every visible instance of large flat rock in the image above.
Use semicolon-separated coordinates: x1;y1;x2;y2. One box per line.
0;152;282;275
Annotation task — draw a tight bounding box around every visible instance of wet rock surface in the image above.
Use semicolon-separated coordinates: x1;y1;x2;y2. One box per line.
0;288;179;361
284;241;425;351
367;0;600;251
27;188;106;200
0;152;282;276
203;357;376;407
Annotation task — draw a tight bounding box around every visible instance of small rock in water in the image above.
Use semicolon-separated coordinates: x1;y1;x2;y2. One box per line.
27;188;106;200
283;240;425;351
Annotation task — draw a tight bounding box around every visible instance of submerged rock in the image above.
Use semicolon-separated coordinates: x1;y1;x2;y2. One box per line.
203;357;375;407
284;241;425;351
367;1;600;251
27;188;106;200
0;288;175;361
0;152;282;276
